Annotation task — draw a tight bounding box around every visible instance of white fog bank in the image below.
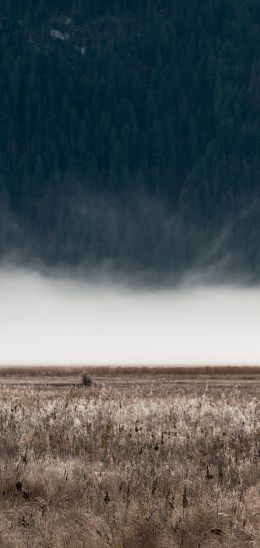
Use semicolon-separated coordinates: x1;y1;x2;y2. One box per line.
0;269;259;366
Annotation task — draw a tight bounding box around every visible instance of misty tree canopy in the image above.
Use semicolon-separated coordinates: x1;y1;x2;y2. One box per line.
0;0;259;279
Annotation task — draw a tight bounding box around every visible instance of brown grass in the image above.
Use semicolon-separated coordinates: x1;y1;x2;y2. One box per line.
0;370;259;547
0;365;259;377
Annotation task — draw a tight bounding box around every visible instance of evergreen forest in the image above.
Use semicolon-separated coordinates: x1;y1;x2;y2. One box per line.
0;0;259;280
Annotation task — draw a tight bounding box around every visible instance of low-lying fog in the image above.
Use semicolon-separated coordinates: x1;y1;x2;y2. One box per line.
0;269;259;365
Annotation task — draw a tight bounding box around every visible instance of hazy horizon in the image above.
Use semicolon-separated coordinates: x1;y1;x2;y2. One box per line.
1;268;259;366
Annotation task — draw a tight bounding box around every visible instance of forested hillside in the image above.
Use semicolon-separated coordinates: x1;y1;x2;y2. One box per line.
0;0;259;278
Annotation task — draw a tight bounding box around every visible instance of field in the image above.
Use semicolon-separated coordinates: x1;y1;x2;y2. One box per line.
0;367;259;547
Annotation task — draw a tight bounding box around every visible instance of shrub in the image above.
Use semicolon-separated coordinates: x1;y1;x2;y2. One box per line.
82;371;92;387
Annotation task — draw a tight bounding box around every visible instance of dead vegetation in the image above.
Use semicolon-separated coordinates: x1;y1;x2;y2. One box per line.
0;365;259;377
0;371;259;547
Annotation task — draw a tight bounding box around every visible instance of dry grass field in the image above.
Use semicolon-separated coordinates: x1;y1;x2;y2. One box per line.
0;367;259;547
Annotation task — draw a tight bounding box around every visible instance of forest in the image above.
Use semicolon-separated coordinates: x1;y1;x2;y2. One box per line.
0;0;259;279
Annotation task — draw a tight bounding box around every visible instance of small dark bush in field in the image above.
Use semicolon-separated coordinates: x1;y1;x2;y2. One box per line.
82;370;92;387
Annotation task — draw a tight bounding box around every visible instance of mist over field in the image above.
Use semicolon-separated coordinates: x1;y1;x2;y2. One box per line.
0;2;259;547
0;268;259;366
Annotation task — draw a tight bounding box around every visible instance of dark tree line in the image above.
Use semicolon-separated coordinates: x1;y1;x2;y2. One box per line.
0;0;259;278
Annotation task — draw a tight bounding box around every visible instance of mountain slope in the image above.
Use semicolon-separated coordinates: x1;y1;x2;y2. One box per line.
0;0;259;277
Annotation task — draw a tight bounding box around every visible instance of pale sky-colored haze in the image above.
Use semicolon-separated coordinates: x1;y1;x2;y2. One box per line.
0;269;259;366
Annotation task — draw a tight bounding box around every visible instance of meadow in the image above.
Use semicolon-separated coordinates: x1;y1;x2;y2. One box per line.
0;367;259;547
